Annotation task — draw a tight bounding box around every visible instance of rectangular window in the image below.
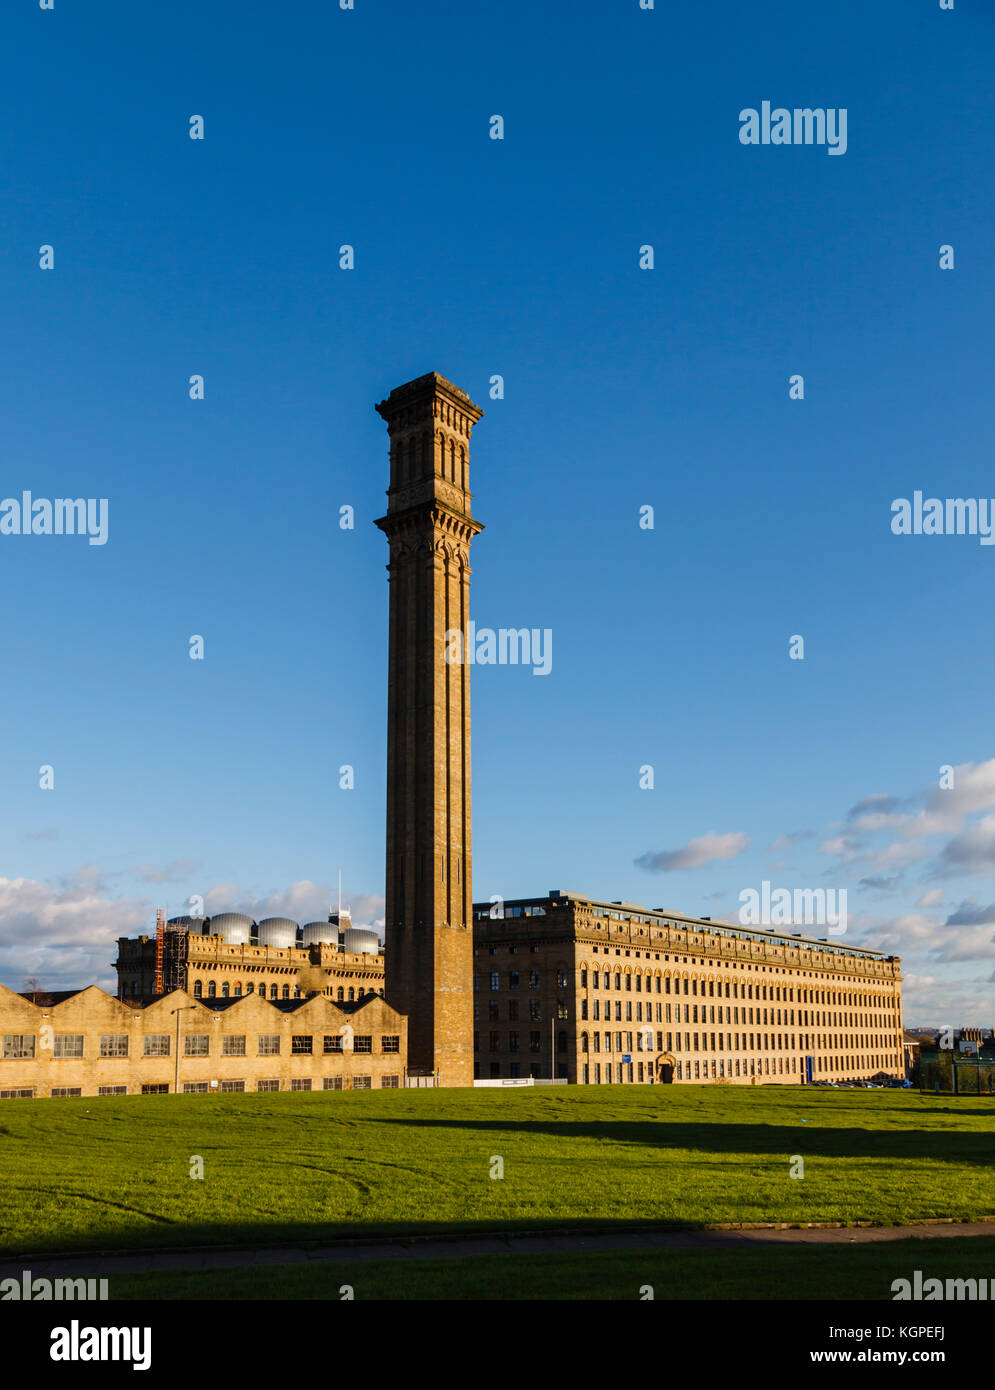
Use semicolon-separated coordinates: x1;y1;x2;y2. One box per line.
529;1000;541;1020
292;1036;313;1055
220;1080;245;1092
529;971;540;989
257;1079;280;1092
557;970;568;988
50;1087;82;1098
488;1001;499;1020
352;1075;372;1090
0;1088;34;1099
490;972;500;991
323;1076;343;1090
354;1036;372;1054
529;1031;541;1053
290;1078;311;1092
508;971;519;990
380;1035;400;1054
323;1035;343;1054
258;1035;281;1055
53;1034;84;1059
557;1000;568;1020
97;1085;127;1096
3;1034;36;1060
508;1030;519;1053
184;1035;210;1057
222;1035;246;1056
144;1035;171;1057
507;1000;519;1021
99;1035;128;1058
380;1075;399;1088
182;1082;210;1093
141;1084;169;1095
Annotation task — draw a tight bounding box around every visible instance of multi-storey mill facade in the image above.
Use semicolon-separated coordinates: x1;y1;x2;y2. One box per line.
375;373;483;1086
472;893;905;1086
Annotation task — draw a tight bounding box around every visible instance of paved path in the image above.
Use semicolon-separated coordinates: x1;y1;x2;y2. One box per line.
2;1221;992;1278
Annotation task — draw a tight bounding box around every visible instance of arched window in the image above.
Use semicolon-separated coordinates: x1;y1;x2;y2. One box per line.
348;987;355;1001
208;981;217;998
193;980;202;998
234;984;242;997
221;983;230;998
282;985;290;1000
336;987;344;1002
580;1032;589;1053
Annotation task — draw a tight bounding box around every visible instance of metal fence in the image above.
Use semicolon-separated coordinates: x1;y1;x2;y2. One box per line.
919;1056;995;1095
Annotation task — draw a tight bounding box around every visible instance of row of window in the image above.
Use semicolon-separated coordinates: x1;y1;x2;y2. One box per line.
578;1031;901;1062
476;1000;569;1022
180;1076;399;1092
6;1077;403;1099
580;969;897;1012
479;971;556;991
189;981;384;1002
579;999;901;1033
475;1031;569;1054
1;1033;400;1060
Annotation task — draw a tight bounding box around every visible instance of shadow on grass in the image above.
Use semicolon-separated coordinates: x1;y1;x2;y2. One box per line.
374;1116;995;1165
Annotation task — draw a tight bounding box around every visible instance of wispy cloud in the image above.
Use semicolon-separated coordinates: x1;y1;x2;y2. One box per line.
636;831;749;872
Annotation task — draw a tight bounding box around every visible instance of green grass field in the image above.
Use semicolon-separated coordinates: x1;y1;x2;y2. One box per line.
111;1236;995;1301
0;1087;991;1257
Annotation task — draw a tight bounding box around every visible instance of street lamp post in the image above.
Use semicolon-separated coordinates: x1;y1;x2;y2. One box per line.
170;1004;198;1095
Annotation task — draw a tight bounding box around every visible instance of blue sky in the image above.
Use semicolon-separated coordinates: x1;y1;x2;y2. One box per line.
1;0;993;1022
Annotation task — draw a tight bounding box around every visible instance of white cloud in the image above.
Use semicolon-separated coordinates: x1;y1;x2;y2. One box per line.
916;888;943;909
635;831;749;873
0;870;148;993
